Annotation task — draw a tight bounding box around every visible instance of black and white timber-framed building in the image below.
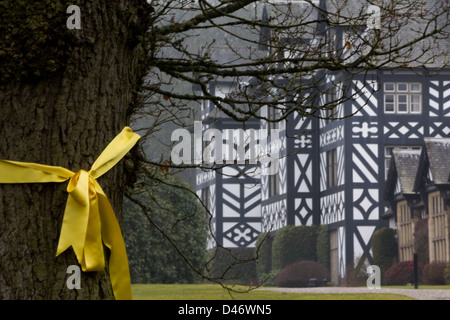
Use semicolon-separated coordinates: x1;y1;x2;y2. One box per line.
194;0;450;284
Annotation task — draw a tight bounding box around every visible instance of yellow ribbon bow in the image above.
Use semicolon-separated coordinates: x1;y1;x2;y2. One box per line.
0;127;140;300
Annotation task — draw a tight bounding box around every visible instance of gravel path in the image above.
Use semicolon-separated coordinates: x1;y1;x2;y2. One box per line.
258;287;450;300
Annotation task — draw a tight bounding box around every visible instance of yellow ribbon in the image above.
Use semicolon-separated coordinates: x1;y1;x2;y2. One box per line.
0;127;140;300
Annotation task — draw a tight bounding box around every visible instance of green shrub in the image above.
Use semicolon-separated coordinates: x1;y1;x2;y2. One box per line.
206;247;257;285
272;225;319;271
316;224;330;271
344;261;368;287
274;260;329;288
423;262;447;285
258;270;280;287
371;227;397;273
124;172;207;284
445;263;450;285
254;232;273;284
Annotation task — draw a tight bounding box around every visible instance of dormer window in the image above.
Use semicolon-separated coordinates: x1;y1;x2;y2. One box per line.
385;145;422;179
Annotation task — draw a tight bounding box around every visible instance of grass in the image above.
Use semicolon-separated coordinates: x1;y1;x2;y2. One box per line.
131;284;414;300
383;285;450;290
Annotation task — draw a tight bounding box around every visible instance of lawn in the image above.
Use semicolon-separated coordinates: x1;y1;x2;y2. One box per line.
131;284;414;300
385;285;450;290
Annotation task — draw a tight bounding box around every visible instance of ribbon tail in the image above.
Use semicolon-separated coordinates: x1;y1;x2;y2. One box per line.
56;191;90;264
83;189;105;272
95;182;132;300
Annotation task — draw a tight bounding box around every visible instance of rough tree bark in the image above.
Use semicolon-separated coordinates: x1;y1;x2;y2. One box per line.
0;0;152;299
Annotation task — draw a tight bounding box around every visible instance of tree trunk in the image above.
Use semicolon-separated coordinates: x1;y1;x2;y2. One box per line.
0;0;151;299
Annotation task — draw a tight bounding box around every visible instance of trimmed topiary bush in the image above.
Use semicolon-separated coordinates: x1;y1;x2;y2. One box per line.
259;269;280;287
274;260;329;288
255;232;274;286
272;225;319;271
384;261;423;285
423;262;447;285
371;227;398;273
316;224;330;271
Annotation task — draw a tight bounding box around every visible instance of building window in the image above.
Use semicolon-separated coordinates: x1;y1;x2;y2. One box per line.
327;148;337;188
397;201;413;261
328;28;337;58
266;105;280;198
385;145;422;179
430;193;447;262
384;82;422;114
268;172;279;197
325;87;337;123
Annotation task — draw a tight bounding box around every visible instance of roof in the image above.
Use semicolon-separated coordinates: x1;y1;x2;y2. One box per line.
275;0;448;68
424;137;450;185
385;149;421;201
188;0;448;69
392;149;422;194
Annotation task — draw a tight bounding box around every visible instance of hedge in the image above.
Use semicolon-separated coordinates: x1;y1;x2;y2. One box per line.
423;262;447;285
445;263;450;285
272;225;319;271
316;225;330;271
206;247;257;285
371;227;397;273
255;232;273;283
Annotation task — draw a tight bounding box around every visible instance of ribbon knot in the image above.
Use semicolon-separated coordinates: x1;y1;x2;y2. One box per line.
59;169;105;272
0;127;140;300
67;170;91;206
